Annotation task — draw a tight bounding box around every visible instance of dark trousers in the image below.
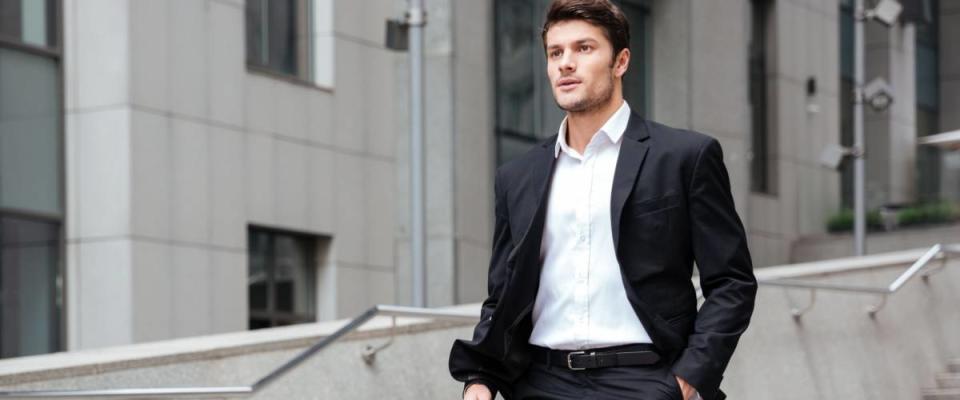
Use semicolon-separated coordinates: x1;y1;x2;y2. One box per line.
506;351;684;400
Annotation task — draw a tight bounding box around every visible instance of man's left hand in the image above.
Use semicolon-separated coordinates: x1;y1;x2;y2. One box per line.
674;375;697;400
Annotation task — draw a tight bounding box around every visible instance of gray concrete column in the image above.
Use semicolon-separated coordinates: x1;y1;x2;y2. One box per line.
863;20;917;208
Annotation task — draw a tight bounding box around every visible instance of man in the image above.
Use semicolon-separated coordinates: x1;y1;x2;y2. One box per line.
449;1;757;399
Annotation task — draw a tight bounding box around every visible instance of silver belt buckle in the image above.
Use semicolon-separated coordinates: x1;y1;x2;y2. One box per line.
566;351;587;370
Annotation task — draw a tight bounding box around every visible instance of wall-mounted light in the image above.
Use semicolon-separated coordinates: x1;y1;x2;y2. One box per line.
864;0;903;26
820;144;862;170
862;77;894;112
385;19;410;51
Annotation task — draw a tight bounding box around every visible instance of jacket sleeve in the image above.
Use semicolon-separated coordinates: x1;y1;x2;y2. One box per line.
449;167;515;398
671;138;758;400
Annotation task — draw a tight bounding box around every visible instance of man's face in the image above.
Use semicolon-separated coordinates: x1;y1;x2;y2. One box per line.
544;20;628;113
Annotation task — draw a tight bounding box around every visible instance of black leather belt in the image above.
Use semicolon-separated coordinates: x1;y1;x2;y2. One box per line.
529;343;661;370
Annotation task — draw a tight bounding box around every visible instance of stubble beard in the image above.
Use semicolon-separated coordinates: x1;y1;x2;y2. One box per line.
557;70;615;115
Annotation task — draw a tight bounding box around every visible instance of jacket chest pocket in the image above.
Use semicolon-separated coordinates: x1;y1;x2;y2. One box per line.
627;192;679;217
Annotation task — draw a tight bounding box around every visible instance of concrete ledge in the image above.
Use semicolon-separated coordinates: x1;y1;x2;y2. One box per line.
0;305;478;386
0;244;955;391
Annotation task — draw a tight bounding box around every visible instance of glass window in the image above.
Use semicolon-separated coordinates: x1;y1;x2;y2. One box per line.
0;0;58;49
915;0;940;202
248;227;318;329
245;0;313;81
0;215;61;358
839;1;855;208
494;0;649;165
0;0;62;361
0;48;62;216
749;0;774;195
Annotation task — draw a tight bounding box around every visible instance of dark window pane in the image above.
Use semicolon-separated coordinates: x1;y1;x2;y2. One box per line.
268;0;297;75
915;0;940;202
249;318;271;330
0;215;61;358
248;230;270;310
245;0;267;66
0;48;62;215
619;2;648;115
916;45;938;110
245;0;312;81
749;0;772;194
839;5;854;79
247;227;318;330
840;79;855;208
0;0;58;49
0;1;23;44
273;235;315;315
495;0;536;141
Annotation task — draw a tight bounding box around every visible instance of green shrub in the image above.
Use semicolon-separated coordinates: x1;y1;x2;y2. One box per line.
897;201;959;227
826;209;884;233
826;201;960;232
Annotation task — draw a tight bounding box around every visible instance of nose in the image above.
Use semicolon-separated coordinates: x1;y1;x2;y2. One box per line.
558;51;576;73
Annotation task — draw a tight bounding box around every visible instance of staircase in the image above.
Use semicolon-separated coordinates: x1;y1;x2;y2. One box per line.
924;359;960;399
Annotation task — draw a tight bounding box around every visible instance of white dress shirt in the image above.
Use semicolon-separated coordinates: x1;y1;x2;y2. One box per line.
528;101;654;350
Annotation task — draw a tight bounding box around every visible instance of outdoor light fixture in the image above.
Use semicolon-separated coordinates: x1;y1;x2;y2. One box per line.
385;18;410;51
865;0;904;26
820;144;861;170
862;77;894;112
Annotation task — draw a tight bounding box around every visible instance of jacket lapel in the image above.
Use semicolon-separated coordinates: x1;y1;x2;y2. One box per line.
610;113;651;251
509;139;558;265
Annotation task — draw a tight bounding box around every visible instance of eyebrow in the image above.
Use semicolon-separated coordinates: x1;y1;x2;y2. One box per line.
546;38;600;51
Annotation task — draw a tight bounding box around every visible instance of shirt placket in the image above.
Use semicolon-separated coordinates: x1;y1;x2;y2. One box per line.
574;145;594;347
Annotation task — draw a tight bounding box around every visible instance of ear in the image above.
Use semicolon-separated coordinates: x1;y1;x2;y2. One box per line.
614;48;630;78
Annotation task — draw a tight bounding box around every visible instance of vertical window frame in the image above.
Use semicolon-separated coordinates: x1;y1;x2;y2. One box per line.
0;0;65;359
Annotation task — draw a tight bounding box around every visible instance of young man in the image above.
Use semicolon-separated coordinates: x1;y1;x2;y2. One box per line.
449;1;757;399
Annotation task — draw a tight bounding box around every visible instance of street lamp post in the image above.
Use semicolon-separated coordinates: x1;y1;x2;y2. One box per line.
853;0;867;256
385;1;428;308
408;0;427;308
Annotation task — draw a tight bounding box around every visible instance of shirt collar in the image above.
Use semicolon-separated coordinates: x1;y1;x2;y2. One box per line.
554;101;632;158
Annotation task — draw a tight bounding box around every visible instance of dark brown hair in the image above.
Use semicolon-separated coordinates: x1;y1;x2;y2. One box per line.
541;0;631;61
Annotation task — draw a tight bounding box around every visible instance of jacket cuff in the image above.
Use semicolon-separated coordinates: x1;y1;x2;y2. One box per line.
671;353;723;400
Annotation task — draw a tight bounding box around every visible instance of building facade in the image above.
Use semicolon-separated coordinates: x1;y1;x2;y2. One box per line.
0;0;956;357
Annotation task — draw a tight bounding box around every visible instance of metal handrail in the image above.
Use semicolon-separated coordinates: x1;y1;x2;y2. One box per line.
751;243;957;319
3;245;956;397
0;305;479;398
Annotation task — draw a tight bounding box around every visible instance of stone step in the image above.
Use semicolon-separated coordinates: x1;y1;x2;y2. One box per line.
924;388;960;400
939;373;960;389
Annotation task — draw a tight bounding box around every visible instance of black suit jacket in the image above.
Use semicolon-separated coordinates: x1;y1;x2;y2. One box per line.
449;112;757;400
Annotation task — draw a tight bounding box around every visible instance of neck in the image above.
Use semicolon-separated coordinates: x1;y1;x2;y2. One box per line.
564;97;624;154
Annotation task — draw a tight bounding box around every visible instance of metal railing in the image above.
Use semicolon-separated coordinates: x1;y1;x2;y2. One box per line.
0;305;479;398
3;244;957;397
751;243;958;320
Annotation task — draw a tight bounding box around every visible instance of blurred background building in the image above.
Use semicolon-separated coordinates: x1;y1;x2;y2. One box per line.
0;0;957;371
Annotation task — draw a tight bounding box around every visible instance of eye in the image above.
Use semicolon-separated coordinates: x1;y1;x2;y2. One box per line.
550;49;562;58
579;45;591;52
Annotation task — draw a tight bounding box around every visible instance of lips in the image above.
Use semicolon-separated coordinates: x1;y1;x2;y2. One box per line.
557;77;581;90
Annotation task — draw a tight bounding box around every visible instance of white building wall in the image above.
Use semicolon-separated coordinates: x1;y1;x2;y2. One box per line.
63;0;432;350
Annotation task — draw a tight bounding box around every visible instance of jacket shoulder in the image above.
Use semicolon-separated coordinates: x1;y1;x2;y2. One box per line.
644;119;717;155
